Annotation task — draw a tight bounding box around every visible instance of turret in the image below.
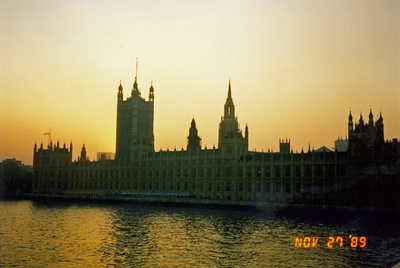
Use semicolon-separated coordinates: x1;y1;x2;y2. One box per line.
348;110;354;138
80;144;87;161
375;111;384;140
149;81;154;102
368;108;374;126
359;113;364;126
118;80;123;101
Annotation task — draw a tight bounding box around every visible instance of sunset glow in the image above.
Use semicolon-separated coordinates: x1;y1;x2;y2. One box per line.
1;0;399;165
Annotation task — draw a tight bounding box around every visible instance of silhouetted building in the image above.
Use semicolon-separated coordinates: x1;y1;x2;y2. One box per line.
218;80;248;156
32;68;400;206
97;152;115;161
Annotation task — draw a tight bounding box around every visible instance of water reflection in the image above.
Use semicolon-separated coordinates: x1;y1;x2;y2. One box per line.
0;200;399;267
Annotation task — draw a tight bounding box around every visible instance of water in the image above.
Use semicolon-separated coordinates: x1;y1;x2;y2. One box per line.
0;200;399;267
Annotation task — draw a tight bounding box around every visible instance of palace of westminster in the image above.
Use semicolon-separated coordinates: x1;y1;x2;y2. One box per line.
32;69;400;206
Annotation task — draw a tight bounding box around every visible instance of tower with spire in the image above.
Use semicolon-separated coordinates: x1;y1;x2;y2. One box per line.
115;58;155;162
187;118;201;151
218;80;248;157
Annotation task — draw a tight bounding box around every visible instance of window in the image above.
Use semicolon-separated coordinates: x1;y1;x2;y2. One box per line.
247;183;252;192
265;182;270;192
226;183;231;192
256;167;261;177
285;182;291;193
275;182;281;192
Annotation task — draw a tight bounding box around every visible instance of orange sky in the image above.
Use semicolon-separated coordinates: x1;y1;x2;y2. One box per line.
1;0;399;165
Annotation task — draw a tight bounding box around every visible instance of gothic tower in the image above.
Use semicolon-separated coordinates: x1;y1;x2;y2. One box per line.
115;60;155;162
187;118;201;151
218;80;248;156
348;108;385;175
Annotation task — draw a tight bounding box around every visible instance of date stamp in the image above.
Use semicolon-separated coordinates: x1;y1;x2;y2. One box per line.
295;236;367;248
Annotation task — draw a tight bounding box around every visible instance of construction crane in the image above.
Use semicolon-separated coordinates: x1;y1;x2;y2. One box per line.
44;128;52;146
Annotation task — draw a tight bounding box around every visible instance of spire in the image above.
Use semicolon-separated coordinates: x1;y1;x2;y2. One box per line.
224;79;235;118
369;107;374;125
359;112;364;125
376;110;383;124
133;57;139;94
227;78;232;101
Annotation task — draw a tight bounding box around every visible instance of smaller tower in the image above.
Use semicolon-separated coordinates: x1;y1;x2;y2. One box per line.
359;112;364;127
279;138;290;153
375;112;384;140
218;80;248;156
118;80;123;101
348;110;354;138
80;144;87;161
187;118;201;151
368;108;374;126
149;81;154;102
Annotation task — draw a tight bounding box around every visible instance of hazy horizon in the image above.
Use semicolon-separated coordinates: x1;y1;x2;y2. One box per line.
1;0;399;165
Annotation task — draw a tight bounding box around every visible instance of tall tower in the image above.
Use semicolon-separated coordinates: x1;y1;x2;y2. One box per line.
187;118;201;151
218;80;248;156
115;59;155;162
348;110;354;139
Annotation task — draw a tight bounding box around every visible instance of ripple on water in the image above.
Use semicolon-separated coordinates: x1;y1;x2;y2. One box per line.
0;200;399;267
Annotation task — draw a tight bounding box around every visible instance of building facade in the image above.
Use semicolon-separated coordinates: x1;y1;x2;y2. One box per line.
32;73;400;206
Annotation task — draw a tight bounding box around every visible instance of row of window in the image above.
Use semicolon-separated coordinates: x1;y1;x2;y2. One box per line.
39;179;334;195
43;164;346;180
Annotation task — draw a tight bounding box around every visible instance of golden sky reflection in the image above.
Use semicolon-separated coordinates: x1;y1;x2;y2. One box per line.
0;201;117;267
1;0;399;164
1;201;394;267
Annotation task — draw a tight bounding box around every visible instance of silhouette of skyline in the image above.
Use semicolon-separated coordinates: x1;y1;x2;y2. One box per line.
1;0;399;165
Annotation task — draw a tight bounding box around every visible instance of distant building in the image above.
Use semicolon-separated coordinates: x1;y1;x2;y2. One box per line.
1;158;33;198
315;146;333;153
335;138;348;152
97;152;115;161
32;67;400;206
1;158;32;173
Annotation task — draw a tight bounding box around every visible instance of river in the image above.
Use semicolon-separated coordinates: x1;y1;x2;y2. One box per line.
0;200;399;267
